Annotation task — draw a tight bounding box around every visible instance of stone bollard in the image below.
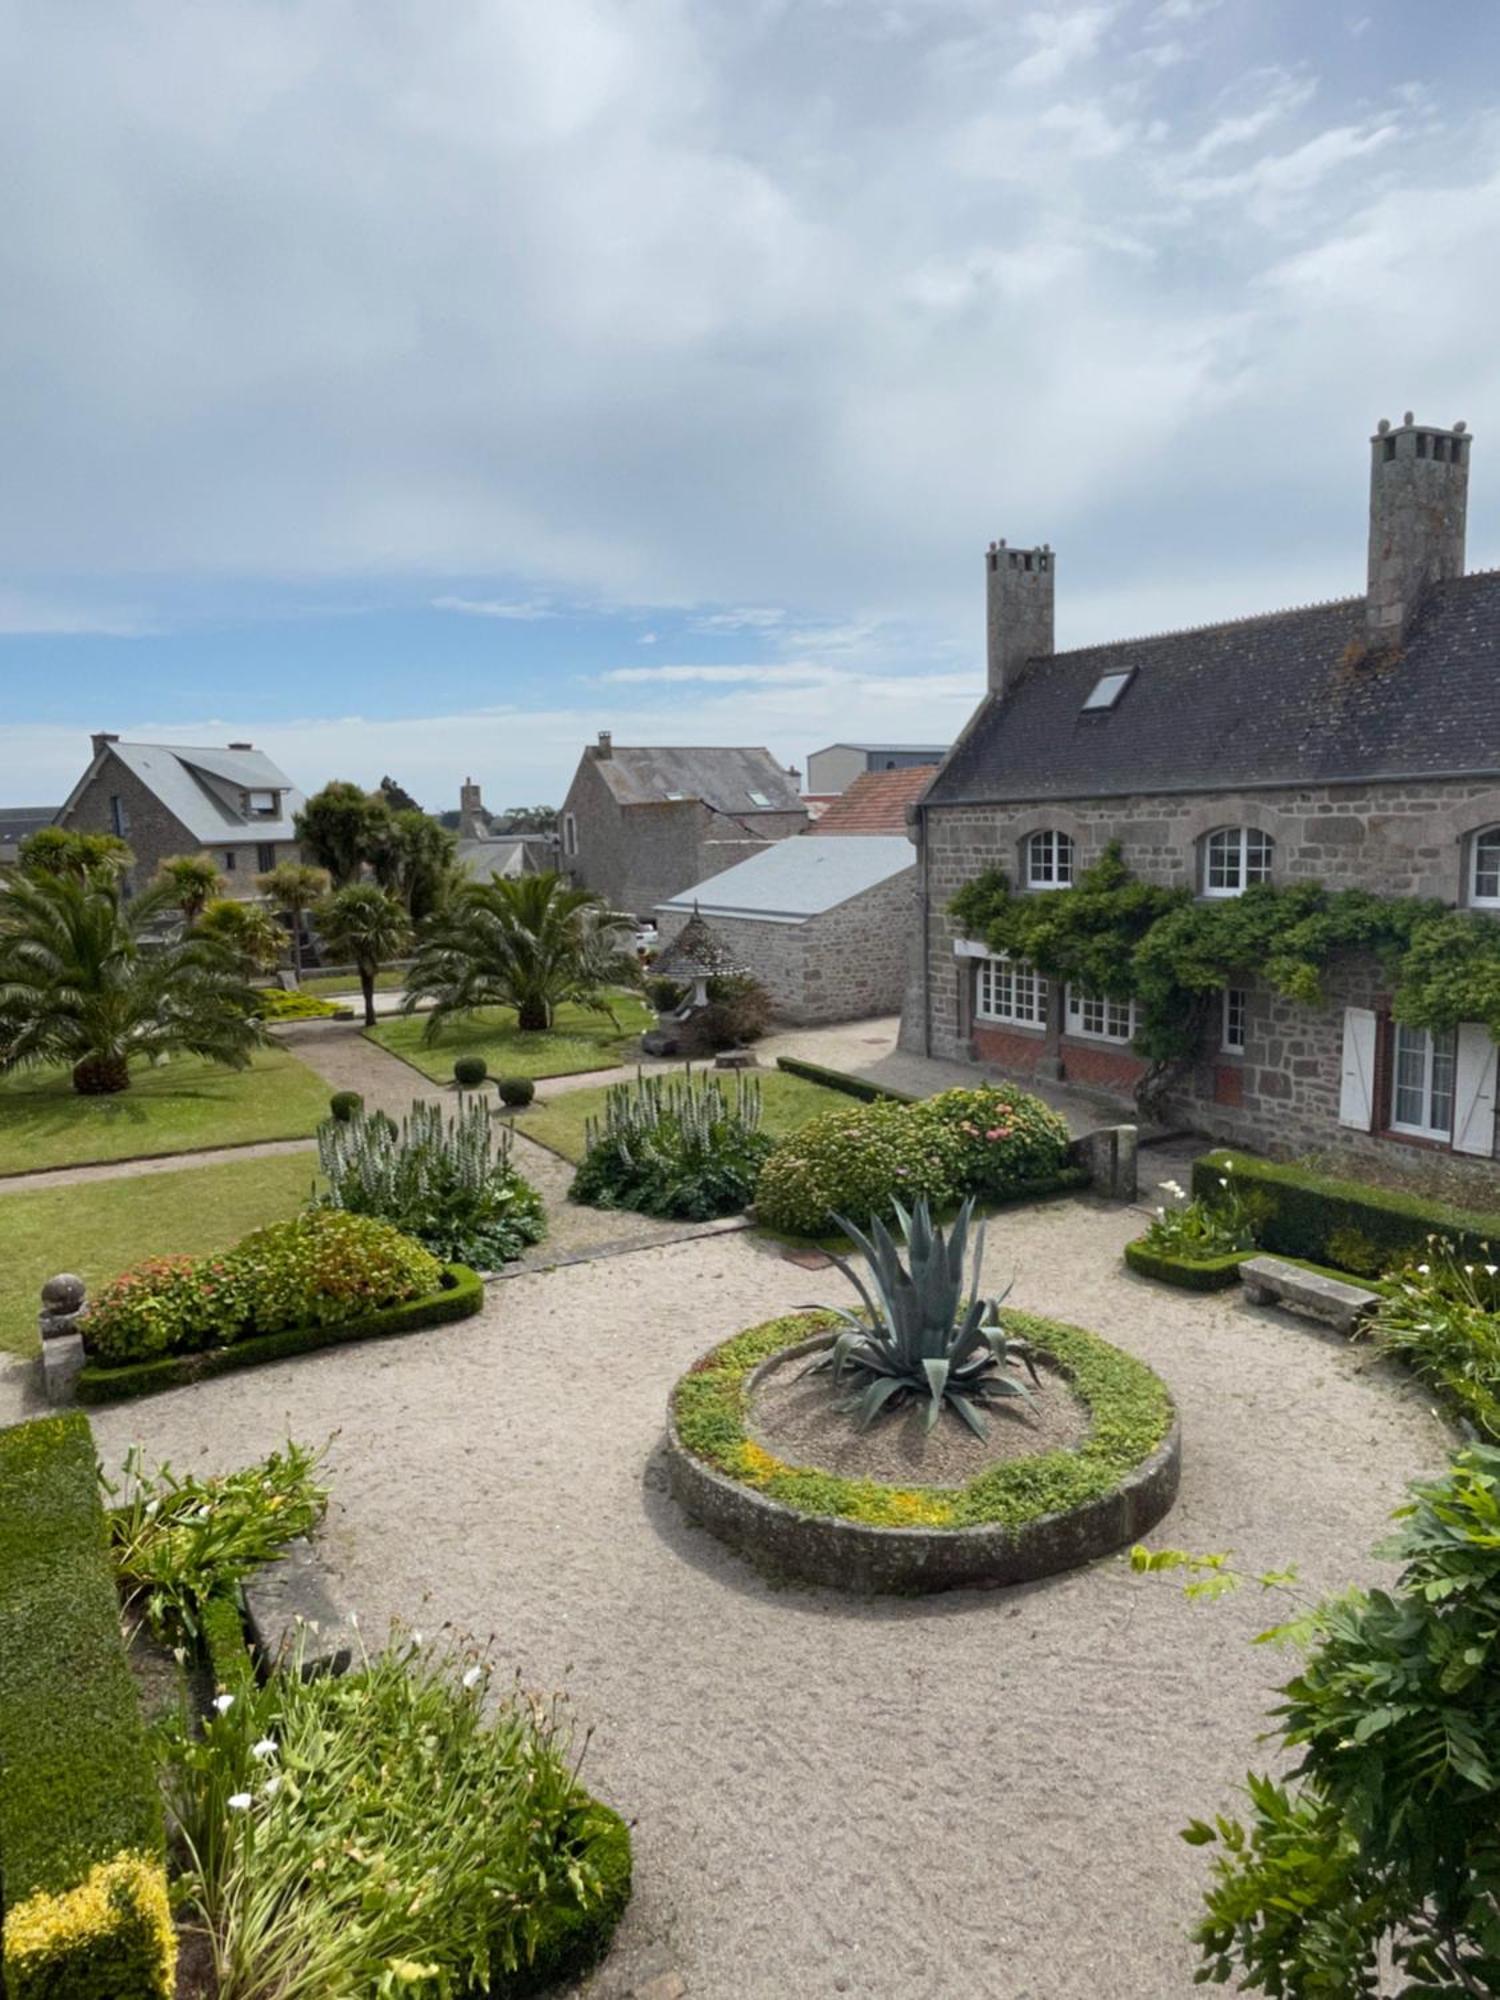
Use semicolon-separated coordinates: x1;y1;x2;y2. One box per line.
38;1273;87;1406
1073;1125;1139;1203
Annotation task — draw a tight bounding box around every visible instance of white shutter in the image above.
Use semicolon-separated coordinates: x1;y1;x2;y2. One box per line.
1338;1007;1377;1131
1453;1022;1499;1158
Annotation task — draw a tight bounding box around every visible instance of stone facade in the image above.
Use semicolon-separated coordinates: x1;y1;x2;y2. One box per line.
904;778;1500;1184
65;752;299;899
658;864;915;1025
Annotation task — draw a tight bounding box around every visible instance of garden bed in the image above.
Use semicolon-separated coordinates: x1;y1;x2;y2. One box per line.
667;1311;1179;1593
76;1262;483;1403
1123;1238;1250;1291
367;995;653;1085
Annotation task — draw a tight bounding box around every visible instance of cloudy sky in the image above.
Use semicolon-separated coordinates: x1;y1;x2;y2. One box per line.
3;0;1499;811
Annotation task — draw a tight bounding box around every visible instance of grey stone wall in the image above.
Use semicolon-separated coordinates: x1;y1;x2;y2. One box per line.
64;755;298;899
904;778;1500;1184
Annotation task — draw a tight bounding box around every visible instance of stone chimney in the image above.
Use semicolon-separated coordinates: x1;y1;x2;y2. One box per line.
1367;413;1471;643
228;740;254;750
458;777;486;839
986;541;1055;698
593;730;613;759
90;731;120;759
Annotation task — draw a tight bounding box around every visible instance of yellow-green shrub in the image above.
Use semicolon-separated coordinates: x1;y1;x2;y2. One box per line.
3;1851;174;2000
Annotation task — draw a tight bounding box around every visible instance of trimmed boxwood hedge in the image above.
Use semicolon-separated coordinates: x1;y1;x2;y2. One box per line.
1192;1148;1500;1275
773;1055;919;1104
672;1309;1173;1531
1123;1238;1250;1291
0;1414;174;2000
76;1262;484;1404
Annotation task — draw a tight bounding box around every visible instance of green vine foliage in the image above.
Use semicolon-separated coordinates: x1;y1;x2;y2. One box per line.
948;845;1500;1073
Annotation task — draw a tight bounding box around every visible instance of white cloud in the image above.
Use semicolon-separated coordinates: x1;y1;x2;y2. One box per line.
0;590;156;637
1009;7;1116;88
431;596;556;621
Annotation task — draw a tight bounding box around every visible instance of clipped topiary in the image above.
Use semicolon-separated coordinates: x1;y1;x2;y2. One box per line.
497;1076;535;1108
329;1090;364;1123
453;1054;488;1089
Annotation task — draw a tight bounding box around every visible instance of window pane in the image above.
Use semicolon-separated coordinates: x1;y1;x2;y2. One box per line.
1244;830;1273;883
1475;830;1500;902
1393;1025;1427;1128
1222;988;1247;1051
1206;829;1238;891
1430;1032;1456;1134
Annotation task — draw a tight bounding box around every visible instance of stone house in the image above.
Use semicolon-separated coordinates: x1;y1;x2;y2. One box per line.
657;835;914;1024
0;804;61;872
560;734;807;919
903;413;1500;1181
805;742;949;795
56;735;306;899
451;779;557;882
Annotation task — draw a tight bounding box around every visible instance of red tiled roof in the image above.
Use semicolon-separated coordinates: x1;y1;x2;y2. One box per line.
809;765;936;834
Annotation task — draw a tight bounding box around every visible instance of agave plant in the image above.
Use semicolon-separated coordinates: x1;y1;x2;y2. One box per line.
810;1196;1037;1438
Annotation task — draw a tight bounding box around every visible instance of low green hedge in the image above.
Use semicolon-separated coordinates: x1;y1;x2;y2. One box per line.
501;1800;633;1997
198;1587;256;1695
0;1415;175;2000
773;1055;919;1104
1193;1149;1500;1276
1123;1239;1249;1291
77;1263;483;1403
672;1310;1174;1531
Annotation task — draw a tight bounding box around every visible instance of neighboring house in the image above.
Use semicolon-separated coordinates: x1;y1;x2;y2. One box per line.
805;742;949;795
810;766;935;835
657;835;914;1024
904;412;1500;1181
451;779;556;882
0;804;60;871
560;733;807;919
56;734;306;897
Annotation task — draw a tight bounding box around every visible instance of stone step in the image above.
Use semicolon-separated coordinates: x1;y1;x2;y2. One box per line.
242;1536;358;1677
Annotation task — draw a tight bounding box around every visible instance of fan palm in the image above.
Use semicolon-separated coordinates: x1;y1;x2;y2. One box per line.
313;883;411;1026
256;861;330;977
156;853;225;927
404;871;637;1035
0;869;264;1095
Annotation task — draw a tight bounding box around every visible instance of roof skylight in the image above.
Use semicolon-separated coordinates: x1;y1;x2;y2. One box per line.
747;790;771;806
1082;669;1134;712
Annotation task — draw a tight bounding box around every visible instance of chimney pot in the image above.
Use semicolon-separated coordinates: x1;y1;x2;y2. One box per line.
90;732;120;759
227;741;253;750
1366;411;1471;642
985;541;1055;699
596;730;613;759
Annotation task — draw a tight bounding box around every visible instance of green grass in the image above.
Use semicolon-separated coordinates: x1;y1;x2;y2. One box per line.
0;1152;315;1358
368;994;654;1085
0;1046;333;1175
511;1068;853;1163
300;967;409;998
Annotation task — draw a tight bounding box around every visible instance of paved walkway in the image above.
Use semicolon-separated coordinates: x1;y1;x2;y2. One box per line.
86;1202;1453;2000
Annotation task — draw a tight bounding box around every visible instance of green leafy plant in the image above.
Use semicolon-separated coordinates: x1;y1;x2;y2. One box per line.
105;1440;328;1644
680;972;774;1053
1372;1245;1500;1439
754;1097;964;1238
313;882;412;1028
255;862;330;977
810;1196;1034;1437
918;1083;1072;1198
156;853;225;926
317;1099;545;1267
199;897;286;977
252;987;340;1020
644;974;687;1014
160;1633;629;2000
1140;1164;1260;1260
1164;1447;1500;1996
452;1053;488;1088
572;1067;774;1221
329;1089;363;1121
497;1075;535;1108
83;1212;444;1365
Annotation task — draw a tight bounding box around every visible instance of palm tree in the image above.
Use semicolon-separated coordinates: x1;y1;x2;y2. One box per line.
0;870;263;1095
198;897;285;979
156;853;224;927
404;871;637;1036
257;860;330;977
313;883;411;1027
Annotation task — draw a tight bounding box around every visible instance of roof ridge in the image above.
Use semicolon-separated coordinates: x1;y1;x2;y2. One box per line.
1042;592;1365;662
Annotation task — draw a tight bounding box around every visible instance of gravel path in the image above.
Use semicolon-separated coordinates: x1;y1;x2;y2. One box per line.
86;1196;1451;2000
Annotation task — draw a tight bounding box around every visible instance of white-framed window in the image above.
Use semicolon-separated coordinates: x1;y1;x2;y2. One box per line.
1390;1023;1457;1140
1025;829;1074;890
1065;986;1136;1043
1203;826;1274;898
976;955;1048;1028
1221;987;1248;1054
1471;827;1500;907
562;811;578;859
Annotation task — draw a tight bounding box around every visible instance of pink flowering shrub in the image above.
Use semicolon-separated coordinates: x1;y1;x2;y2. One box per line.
84;1212;444;1364
918;1085;1072;1200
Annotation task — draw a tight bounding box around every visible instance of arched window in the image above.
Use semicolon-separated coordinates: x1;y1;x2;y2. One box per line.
1202;826;1273;898
1024;829;1074;890
1471;827;1500;908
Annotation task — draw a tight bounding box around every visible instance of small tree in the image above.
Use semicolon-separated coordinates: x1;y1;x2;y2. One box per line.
199;897;285;979
156;854;224;928
378;775;423;814
314;884;411;1027
369;810;459;923
17;827;132;881
257;861;330;977
497;805;557;834
293;782;391;888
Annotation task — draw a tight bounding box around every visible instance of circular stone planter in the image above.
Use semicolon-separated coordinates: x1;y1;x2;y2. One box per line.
665;1313;1181;1594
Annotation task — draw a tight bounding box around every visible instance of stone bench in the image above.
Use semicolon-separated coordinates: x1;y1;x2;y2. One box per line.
242;1536;358;1677
1239;1256;1380;1337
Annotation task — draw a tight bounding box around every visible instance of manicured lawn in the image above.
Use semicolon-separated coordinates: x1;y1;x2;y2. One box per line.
0;1152;316;1358
368;994;655;1085
300;967;409;999
0;1047;334;1175
511;1068;853;1163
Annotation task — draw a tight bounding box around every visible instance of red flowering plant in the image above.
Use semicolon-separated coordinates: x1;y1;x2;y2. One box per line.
916;1085;1072;1201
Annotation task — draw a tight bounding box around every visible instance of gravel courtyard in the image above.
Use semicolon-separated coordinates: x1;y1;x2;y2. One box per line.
87;1196;1450;2000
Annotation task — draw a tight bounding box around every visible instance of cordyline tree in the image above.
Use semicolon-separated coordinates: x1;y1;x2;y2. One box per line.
156;854;224;928
403;871;637;1035
17;827;132;881
369;810;459;924
198;897;285;979
313;883;411;1027
0;868;262;1094
257;861;330;977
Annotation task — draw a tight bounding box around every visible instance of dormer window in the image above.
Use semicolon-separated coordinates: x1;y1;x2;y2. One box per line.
1025;829;1074;890
1203;826;1273;898
245;789;278;816
1471;827;1500;908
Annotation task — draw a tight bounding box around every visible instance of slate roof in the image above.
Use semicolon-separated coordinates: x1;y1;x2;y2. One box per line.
657;834;913;925
925;571;1500;806
592;745;804;817
811;766;935;834
0;806;59;844
62;741;305;842
455;835;529;880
